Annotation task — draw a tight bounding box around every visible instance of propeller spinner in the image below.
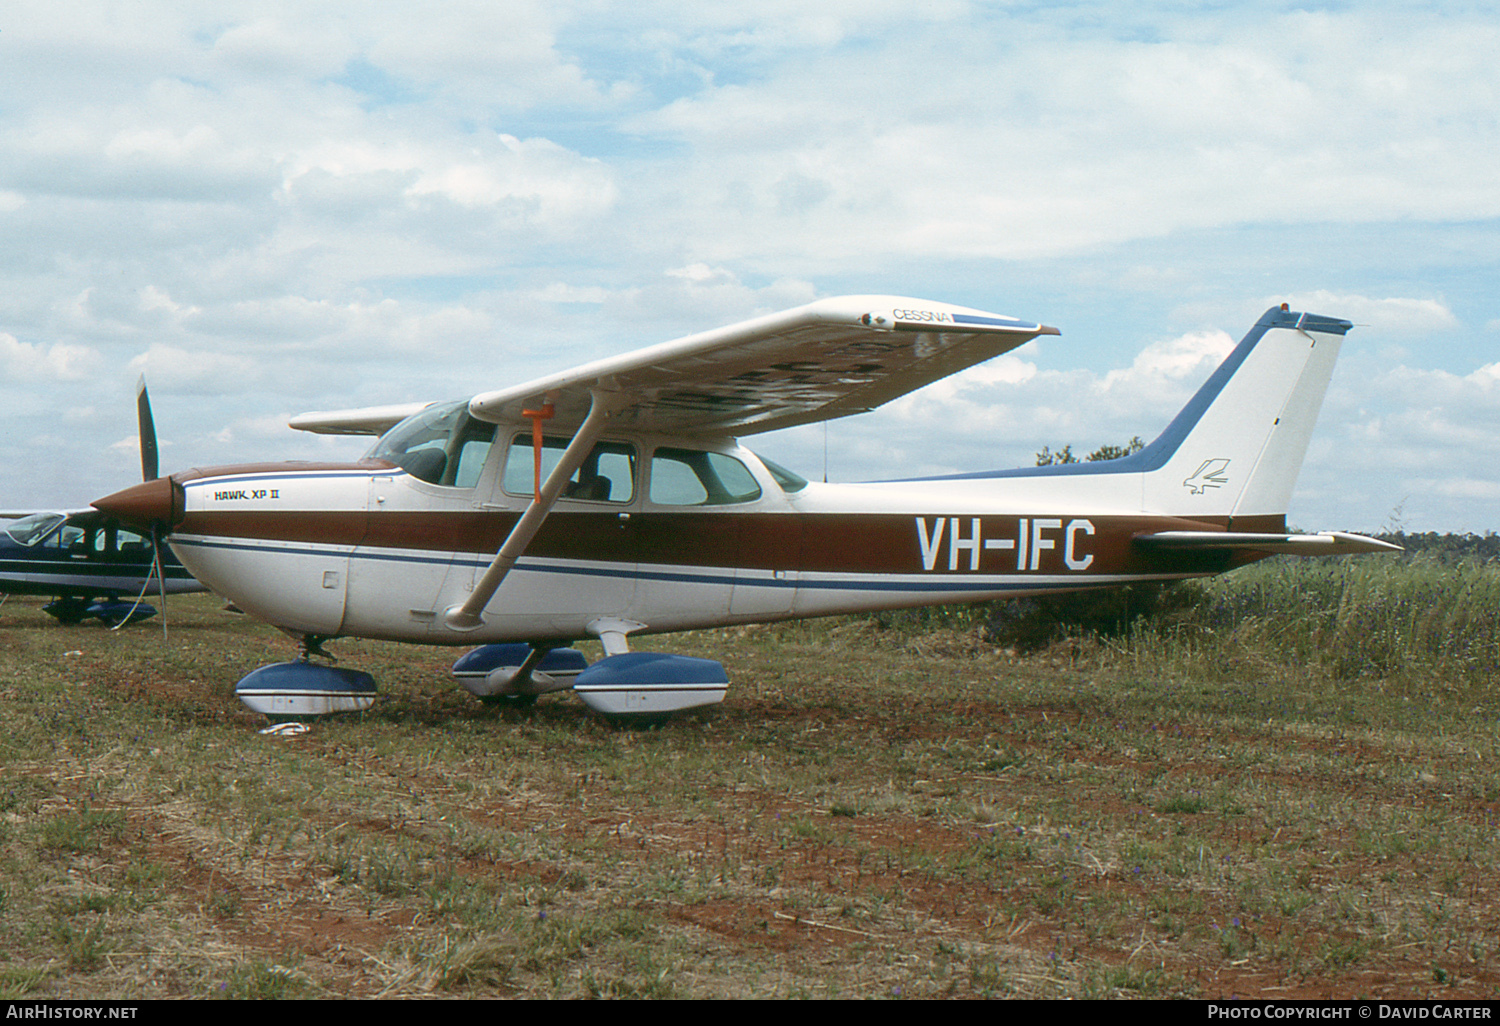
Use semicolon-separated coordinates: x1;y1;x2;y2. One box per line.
94;379;182;527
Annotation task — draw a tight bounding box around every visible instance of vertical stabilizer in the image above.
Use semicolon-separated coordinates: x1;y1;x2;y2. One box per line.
1135;308;1351;522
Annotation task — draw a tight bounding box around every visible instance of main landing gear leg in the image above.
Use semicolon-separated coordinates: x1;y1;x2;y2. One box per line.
491;646;548;707
297;634;338;663
451;643;588;706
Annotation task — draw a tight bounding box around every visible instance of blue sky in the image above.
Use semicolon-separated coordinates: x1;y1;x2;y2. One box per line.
2;1;1497;532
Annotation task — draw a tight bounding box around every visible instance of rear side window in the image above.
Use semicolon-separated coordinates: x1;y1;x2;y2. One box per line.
649;448;762;506
753;453;808;493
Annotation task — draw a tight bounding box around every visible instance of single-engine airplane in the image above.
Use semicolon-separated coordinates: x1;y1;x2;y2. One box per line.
93;296;1398;717
1;508;204;625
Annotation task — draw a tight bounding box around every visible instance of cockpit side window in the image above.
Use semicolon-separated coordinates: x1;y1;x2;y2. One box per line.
502;435;637;503
368;400;498;488
649;448;763;506
448;416;496;488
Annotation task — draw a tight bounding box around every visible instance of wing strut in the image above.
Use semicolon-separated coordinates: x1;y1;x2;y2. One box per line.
443;390;623;631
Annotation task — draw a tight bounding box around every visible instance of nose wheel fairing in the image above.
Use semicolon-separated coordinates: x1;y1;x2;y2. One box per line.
235;662;377;719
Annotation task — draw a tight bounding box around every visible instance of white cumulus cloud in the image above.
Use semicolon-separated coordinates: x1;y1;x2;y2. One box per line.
0;333;96;380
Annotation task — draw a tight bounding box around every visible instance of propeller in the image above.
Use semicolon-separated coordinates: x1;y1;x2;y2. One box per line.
118;375;170;640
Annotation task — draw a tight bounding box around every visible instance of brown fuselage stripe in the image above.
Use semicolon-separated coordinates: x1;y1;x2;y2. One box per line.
175;508;1282;578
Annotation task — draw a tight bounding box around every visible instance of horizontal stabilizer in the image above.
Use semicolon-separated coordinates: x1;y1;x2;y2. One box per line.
1134;531;1402;556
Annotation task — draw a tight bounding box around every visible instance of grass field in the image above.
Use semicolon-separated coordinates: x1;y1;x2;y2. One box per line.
2;555;1499;999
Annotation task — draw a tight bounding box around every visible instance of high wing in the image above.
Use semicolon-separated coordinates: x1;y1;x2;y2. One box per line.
289;296;1054;438
466;295;1056;435
287;295;1054;633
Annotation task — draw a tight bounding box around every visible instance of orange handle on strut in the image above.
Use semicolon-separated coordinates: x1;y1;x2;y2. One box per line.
521;402;555;502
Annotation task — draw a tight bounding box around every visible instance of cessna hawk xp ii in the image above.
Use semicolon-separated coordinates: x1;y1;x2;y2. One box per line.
93;296;1396;717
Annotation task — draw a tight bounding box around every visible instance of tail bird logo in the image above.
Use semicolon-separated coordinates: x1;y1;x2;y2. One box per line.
1184;458;1231;494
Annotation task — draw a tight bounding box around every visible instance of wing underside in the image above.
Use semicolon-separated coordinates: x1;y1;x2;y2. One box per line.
467;295;1056;436
288;296;1054;438
289;401;436;437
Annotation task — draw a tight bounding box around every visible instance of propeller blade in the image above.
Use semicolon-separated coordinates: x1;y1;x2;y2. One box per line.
136;375;158;482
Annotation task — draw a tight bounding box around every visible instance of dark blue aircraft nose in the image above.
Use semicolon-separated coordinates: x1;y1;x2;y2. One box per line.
92;475;182;530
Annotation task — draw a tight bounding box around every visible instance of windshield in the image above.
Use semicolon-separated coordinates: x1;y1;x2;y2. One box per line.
4;512;66;547
367;400;497;487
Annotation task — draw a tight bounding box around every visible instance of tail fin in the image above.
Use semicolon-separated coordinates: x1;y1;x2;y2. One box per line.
1134;307;1351;525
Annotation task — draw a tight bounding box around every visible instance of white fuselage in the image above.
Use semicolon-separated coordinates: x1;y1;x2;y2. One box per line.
164;434;1238;645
